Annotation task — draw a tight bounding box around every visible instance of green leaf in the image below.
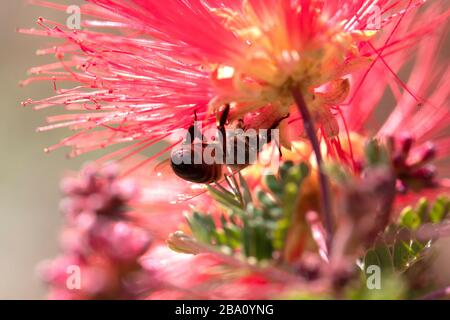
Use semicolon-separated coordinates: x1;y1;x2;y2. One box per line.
398;196;449;230
225;174;244;206
364;244;393;273
285;162;309;186
429;196;449;223
410;240;426;255
400;206;421;230
349;272;406;300
273;218;290;250
264;174;282;195
241;217;251;257
364;249;381;271
365;139;389;167
186;212;217;245
279;161;295;181
186;161;312;262
416;198;429;223
222;224;240;249
238;172;253;205
257;189;276;208
214;229;227;245
393;240;413;271
207;185;243;213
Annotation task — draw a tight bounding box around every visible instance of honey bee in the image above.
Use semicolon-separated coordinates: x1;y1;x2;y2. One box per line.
169;104;289;184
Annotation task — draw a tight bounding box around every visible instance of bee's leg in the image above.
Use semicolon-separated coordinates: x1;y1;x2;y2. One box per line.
276;139;283;158
265;113;290;145
217;104;230;162
254;113;289;159
270;113;290;130
218;103;231;128
235;118;245;130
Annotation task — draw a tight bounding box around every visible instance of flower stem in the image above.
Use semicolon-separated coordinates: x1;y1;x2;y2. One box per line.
291;87;334;250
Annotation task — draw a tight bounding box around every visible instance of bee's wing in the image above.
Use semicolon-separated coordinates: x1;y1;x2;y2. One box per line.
152;161;247;204
151;158;209;203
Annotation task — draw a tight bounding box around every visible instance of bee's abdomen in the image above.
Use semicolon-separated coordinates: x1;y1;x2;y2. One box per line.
170;147;222;183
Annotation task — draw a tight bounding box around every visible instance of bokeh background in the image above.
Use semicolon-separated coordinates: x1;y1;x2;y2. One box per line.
0;1;449;299
1;0;91;299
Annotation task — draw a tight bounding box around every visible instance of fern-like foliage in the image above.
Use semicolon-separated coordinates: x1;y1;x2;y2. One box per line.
363;196;450;274
186;161;309;261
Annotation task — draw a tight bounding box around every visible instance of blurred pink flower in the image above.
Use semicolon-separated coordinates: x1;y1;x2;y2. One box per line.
39;164;154;299
141;245;296;300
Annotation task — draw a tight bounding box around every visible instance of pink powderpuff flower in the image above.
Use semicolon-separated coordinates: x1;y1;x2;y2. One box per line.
20;0;450;164
88;219;152;262
341;17;450;202
59;163;138;224
39;163;156;299
140;245;304;300
152;25;450;287
22;0;449;301
277;13;449;198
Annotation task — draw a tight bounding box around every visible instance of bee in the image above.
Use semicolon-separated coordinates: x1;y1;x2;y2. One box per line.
169;104;289;184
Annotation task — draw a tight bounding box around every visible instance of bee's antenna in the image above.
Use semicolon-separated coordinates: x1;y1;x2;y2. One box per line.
186;109;204;143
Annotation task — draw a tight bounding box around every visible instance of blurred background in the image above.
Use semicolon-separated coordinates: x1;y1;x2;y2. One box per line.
0;1;449;299
0;0;91;299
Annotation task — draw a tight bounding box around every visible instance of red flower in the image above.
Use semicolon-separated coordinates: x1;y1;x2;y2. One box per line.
21;0;447;161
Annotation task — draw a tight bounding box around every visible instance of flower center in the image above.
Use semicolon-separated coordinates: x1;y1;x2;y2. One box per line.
209;2;374;138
